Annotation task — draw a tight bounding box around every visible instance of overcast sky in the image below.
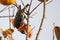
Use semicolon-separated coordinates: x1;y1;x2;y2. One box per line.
0;0;60;40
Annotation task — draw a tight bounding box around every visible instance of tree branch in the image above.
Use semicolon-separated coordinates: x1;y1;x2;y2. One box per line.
35;0;46;40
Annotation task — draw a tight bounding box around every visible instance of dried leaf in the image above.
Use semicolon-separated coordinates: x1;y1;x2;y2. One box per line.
54;26;60;40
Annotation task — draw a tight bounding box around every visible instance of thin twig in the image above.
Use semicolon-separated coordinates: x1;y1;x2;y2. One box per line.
53;29;54;40
0;5;15;13
26;7;29;40
35;0;46;40
13;2;19;8
0;16;14;18
30;3;42;14
53;23;55;40
0;6;15;18
20;0;29;15
8;6;11;29
29;26;35;33
8;7;14;37
30;0;53;15
46;0;53;5
29;13;37;18
28;0;32;13
26;11;29;40
26;0;33;40
12;6;15;17
0;6;8;13
21;0;24;6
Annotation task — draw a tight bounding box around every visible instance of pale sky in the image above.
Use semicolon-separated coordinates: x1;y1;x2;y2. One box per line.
0;0;60;40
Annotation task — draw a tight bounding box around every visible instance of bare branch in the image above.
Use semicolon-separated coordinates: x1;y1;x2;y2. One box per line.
13;2;19;8
26;11;29;40
28;0;33;13
0;16;14;18
12;6;15;17
26;0;33;40
46;0;53;5
29;13;37;18
0;5;15;13
29;26;35;33
21;0;24;6
4;7;14;39
30;3;42;14
0;5;15;18
8;6;11;29
35;0;46;40
0;6;8;13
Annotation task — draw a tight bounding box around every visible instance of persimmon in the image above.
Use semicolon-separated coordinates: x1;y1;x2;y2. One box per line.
0;0;16;5
38;0;48;2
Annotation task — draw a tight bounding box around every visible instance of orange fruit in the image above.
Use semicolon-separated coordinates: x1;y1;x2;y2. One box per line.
38;0;48;2
0;0;16;5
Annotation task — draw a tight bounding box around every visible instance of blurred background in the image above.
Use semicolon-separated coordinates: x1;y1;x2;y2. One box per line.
0;0;60;40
